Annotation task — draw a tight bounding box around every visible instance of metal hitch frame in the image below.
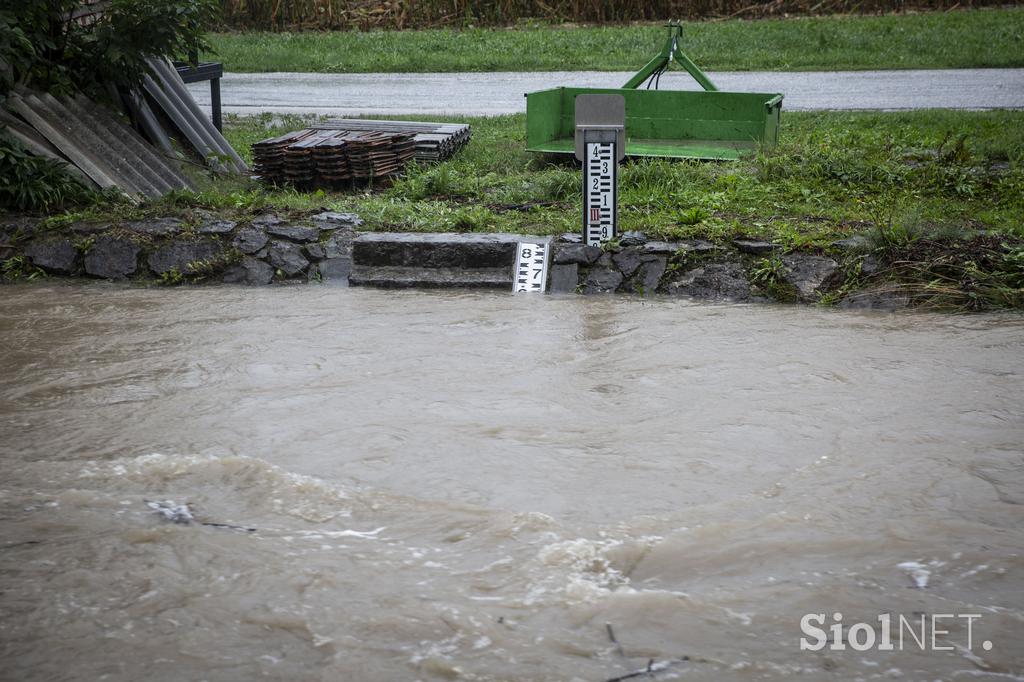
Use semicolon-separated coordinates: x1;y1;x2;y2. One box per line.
525;23;784;161
621;23;718;93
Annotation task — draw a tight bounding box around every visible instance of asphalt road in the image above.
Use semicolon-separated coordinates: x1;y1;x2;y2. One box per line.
186;69;1024;117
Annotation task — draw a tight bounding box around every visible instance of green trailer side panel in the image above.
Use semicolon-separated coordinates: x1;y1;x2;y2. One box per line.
526;87;783;161
525;88;564;155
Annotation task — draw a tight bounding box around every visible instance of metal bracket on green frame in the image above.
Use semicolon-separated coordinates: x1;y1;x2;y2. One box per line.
621;23;718;92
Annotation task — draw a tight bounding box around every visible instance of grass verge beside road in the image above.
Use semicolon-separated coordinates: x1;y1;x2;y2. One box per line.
208;109;1023;246
27;109;1023;308
208;8;1024;73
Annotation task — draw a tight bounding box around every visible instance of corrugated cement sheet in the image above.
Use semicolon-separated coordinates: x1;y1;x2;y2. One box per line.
143;57;247;174
5;89;192;200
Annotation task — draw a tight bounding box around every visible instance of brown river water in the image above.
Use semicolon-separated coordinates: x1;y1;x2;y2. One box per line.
1;283;1022;681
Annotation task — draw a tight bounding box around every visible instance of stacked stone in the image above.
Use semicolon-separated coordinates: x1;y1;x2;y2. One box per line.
549;232;841;301
8;212;364;286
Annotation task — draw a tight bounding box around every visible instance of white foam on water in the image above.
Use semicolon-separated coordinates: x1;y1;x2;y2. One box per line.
961;564;991;579
300;527;386;539
522;535;669;606
74;453;358;525
898;561;932;589
723;607;754;626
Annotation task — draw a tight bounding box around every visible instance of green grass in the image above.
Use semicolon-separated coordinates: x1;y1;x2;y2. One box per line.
195;109;1023;248
55;110;1023;246
207;8;1024;73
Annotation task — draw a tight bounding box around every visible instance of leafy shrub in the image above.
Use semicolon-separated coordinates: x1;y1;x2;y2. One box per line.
0;0;218;95
0;137;92;211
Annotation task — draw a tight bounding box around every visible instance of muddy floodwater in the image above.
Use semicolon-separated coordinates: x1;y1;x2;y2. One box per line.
1;284;1022;681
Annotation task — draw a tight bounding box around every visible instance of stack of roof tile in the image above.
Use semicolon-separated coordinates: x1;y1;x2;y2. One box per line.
251;129;314;180
346;131;414;180
252;127;427;188
311;133;353;185
314;119;471;163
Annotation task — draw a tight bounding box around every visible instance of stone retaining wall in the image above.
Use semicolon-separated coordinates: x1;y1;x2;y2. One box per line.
1;211;362;286
550;231;844;302
1;213;891;306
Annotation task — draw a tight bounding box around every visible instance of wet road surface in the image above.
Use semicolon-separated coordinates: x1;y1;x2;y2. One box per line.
186;69;1024;117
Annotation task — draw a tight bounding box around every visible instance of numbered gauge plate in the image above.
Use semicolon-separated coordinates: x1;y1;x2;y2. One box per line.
513;241;549;293
584;141;616;246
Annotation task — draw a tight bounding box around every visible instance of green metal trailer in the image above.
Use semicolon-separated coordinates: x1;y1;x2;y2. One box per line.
525;24;784;161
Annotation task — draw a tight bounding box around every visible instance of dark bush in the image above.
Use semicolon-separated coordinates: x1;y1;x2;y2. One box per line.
0;0;219;95
0;1;218;211
0;136;93;211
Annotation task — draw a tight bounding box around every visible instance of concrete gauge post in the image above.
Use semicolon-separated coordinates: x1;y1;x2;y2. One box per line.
575;94;625;247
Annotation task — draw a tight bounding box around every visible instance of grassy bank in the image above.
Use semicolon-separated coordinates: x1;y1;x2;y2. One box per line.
20;108;1021;307
207;8;1024;73
48;109;1024;245
205;109;1024;244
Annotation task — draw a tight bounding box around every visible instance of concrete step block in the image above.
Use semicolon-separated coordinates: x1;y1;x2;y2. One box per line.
349;265;513;289
352;232;543;269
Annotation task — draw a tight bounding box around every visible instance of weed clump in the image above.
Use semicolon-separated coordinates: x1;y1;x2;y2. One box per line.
0;138;93;211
